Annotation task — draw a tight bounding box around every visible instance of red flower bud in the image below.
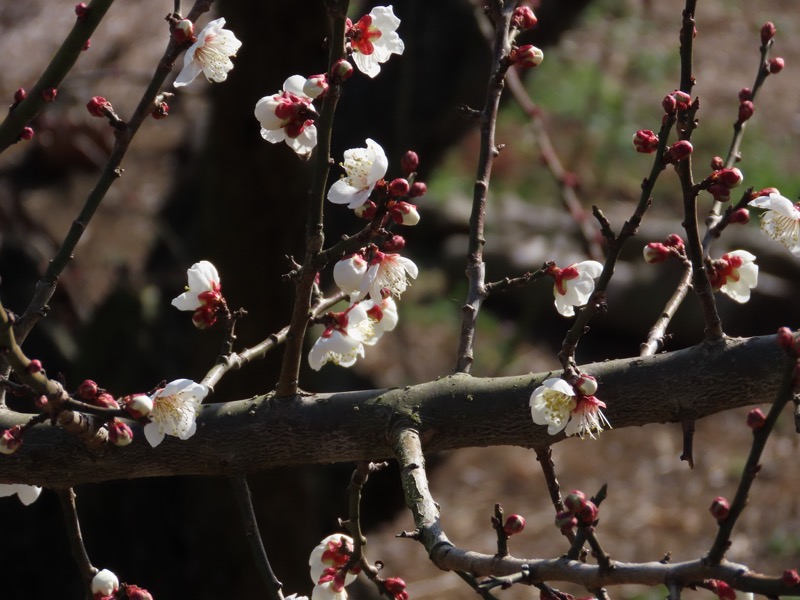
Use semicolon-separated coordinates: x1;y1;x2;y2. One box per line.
75;2;89;18
19;127;34;141
632;129;659;153
35;395;49;410
172;19;195;44
330;59;354;83
383;234;406;252
555;510;577;533
714;167;743;188
672;91;692;111
108;419;134;446
0;425;24;455
662;94;677;114
83;39;91;51
746;408;766;430
729;208;750;225
384;577;408;600
389;178;410;197
27;359;43;374
644;242;670;264
13;88;26;104
782;569;800;586
354;200;377;220
94;393;120;410
87;96;112;118
761;22;776;46
768;57;785;74
511;44;544;69
151;101;169;120
738;100;754;123
578;500;598;525
709;496;730;521
777;326;795;350
512;6;538;30
126;586;154;600
664;140;693;163
77;379;99;400
738;88;752;102
42;87;57;102
409;182;427;198
401;151;419;177
712;581;737;600
563;490;586;513
503;514;526;536
708;183;731;203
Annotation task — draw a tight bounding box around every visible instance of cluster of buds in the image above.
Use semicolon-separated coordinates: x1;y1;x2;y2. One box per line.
76;379;120;409
632;129;659;154
662;90;692;114
643;233;685;264
509;44;544;69
555;489;598;533
706;167;743;203
709;496;730;522
663;140;693;164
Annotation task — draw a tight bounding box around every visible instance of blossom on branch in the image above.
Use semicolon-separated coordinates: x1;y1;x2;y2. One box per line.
310;534;359;600
358;250;418;301
708;250;758;303
546;260;603;317
0;484;42;506
255;75;320;156
328;139;388;209
530;376;609;438
347;6;404;78
144;379;209;447
91;569;119;598
748;190;800;256
174;18;242;87
308;305;370;370
172;260;225;329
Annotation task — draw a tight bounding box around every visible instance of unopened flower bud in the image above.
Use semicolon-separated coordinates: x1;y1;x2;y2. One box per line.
94;393;120;409
173;18;195;44
0;425;24;455
125;394;153;419
354;200;377;220
575;374;598;396
390;201;420;226
303;74;329;99
83;39;91;51
126;585;154;600
729;208;750;225
27;359;43;374
13;88;26;104
714;167;743;188
644;242;669;264
20;127;34;141
776;326;795;350
42;88;57;102
35;395;49;410
712;581;736;600
757;187;779;198
383;234;406;252
555;510;577;532
664;140;693;163
330;59;354;83
389;178;410;197
75;2;89;18
664;233;684;249
108;419;134;446
503;514;526;536
672;91;692;111
662;94;677;114
409;181;427;198
578;500;598;525
87;96;112;118
511;44;544;68
192;305;218;329
710;156;724;170
782;569;800;586
91;569;119;597
78;379;99;400
632;129;659;153
746;408;766;430
738;100;754;123
384;577;408;600
761;22;776;46
512;6;538;30
768;57;785;74
738;88;752;102
563;490;586;513
401;151;419;177
708;183;731;203
709;496;730;521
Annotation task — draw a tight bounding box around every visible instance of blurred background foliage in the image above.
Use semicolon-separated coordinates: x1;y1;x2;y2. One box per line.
0;0;799;598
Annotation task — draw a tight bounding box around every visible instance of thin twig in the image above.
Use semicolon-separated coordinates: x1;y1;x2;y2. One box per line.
455;570;502;600
57;488;96;598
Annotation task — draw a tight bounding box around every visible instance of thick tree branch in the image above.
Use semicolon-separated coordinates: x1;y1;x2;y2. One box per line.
0;334;785;487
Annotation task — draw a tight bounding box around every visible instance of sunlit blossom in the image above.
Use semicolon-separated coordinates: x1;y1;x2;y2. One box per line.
255;76;319;156
530;377;577;435
91;569;119;597
308;306;370;370
748;191;800;256
548;260;603;317
709;250;758;303
328;139;388;209
172;260;224;329
564;394;611;439
334;254;369;301
347;6;404;78
358;251;418;301
174;18;242;87
144;379;209;447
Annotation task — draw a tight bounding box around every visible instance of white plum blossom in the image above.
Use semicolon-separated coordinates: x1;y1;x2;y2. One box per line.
174;18;242;87
0;484;42;506
334;254;369;301
351;297;399;345
144;379;209;447
748;190;800;256
564;395;611;439
548;260;603;317
347;6;405;78
327;139;388;209
255;76;319;157
308;305;370;370
530;377;577;435
710;250;759;303
309;534;358;600
91;569;119;597
172;260;224;329
358;251;418;301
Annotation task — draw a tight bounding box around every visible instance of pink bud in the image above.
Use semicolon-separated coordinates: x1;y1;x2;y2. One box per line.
384;577;408;600
632;129;659;153
712;581;737;600
746;408;766;430
192;305;218;329
303;74;329;99
77;379;99;400
757;187;780;197
83;39;91;51
575;374;598;396
124;394;153;419
761;22;776;46
664;234;685;250
13;88;26;104
389;178;410;197
511;44;544;68
87;96;112;118
35;395;49;410
173;19;195;44
75;2;89;18
354;200;377;220
738;88;752;102
782;569;800;586
330;59;354;83
42;87;57;102
662;94;677;114
664;140;693;163
151;101;169;120
503;514;526;536
708;183;731;203
768;57;785;74
555;510;577;532
512;6;538;30
20;127;34;141
0;425;24;455
401;151;419;177
729;208;750;225
777;327;795;350
383;235;406;252
672;91;692;111
644;243;669;264
710;156;724;170
389;201;420;226
578;500;598;525
563;490;586;513
714;167;743;188
738;100;754;123
409;181;427;198
126;586;154;600
709;496;730;521
94;393;120;410
108;419;134;446
27;359;43;374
